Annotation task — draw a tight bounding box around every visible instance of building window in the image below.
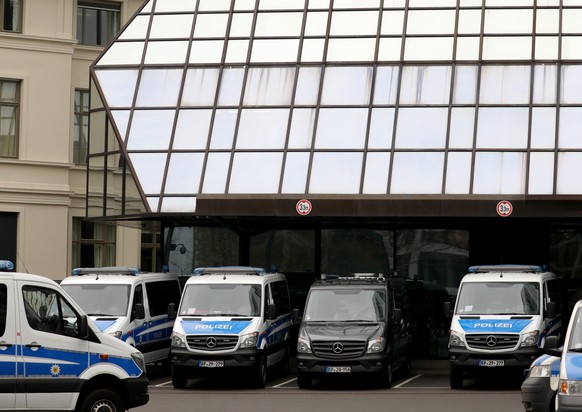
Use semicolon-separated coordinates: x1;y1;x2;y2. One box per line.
1;0;22;33
74;90;89;165
140;228;162;272
77;1;120;46
72;218;116;268
0;79;19;158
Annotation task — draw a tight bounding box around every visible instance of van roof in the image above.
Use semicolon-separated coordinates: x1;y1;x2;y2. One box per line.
184;272;286;286
61;271;179;285
460;271;554;283
0;271;61;286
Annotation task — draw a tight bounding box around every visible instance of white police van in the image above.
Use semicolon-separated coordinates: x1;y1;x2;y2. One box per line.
169;266;292;388
0;260;149;411
447;265;562;389
60;267;181;368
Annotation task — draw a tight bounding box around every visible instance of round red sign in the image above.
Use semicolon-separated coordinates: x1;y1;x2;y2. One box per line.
496;201;513;217
296;199;312;216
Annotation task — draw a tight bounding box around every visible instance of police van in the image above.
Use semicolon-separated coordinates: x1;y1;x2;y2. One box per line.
169;266;292;388
60;267;181;368
447;265;562;389
0;260;149;411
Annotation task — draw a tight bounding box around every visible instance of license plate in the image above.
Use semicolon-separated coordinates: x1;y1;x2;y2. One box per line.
478;360;504;367
198;360;224;368
326;366;351;373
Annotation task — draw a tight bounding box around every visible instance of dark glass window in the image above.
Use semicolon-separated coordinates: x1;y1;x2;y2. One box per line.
0;284;6;337
77;1;120;46
1;0;22;33
0;79;20;158
145;280;181;317
22;286;82;338
74;90;89;165
72;218;116;268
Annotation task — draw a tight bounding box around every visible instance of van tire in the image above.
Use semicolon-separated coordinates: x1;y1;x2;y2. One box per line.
79;389;124;412
252;356;267;388
379;363;393;389
450;366;463;389
172;367;188;389
297;373;311;389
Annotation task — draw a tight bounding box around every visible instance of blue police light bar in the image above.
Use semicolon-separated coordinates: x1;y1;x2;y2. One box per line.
0;260;14;272
71;266;141;276
468;265;545;274
193;266;266;276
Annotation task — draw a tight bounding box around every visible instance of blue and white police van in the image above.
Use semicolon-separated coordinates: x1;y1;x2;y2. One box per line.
521;353;560;412
60;267;181;368
447;265;562;389
0;260;148;411
169;266;292;388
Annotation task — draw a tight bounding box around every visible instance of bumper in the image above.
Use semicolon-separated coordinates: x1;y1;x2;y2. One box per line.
170;347;262;377
449;346;541;370
123;374;150;409
296;352;389;378
521;376;555;412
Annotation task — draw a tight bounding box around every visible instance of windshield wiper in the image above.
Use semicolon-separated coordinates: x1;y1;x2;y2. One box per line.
213;313;249;317
570;348;582;353
87;313;116;317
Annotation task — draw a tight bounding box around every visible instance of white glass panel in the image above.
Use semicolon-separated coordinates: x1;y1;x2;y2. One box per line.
454;67;479;104
136;69;183;107
558;108;582;149
225;40;249;63
128;153;167;194
210;109;237;149
378;38;402;61
381;11;404;35
251;39;299;62
315;108;368;149
327;38;376;62
363;152;390;194
237;109;289;149
456;37;480;61
383;0;405;7
160;197;197;213
201;153;230;194
529;152;554;195
146;197;159;213
374;66;399;105
96;42;144;66
535;37;559;60
295;67;321;105
309;152;363;194
407;10;455;35
127;110;174;150
259;0;305;9
531;108;556;149
181;68;220;106
334;0;380;7
449;108;475;149
281;152;310;194
536;9;559;34
289;109;316;149
557;153;582;194
301;39;326;62
562;38;582;60
458;10;481;35
399;66;452;105
330;11;379;36
95;70;139;107
460;0;482;5
473;152;526;195
476;108;528;149
479;66;530;105
562;9;582;33
309;0;330;9
395;108;448;149
119;16;150;40
198;0;231;10
145;41;189;64
404;37;454;61
482;37;532;60
409;0;456;6
563;0;582;4
229;153;283;194
244;67;296;106
486;0;533;4
140;0;153;13
533;65;557;104
218;68;245;106
368;108;395;149
235;0;255;10
561;66;582;104
305;12;329;36
173;110;212;150
154;0;196;12
391;152;444;194
230;13;253;37
111;111;130;140
150;15;193;39
194;14;229;38
321;66;373;105
165;153;204;194
255;12;303;37
537;0;559;4
484;10;533;34
445;152;471;194
190;40;225;64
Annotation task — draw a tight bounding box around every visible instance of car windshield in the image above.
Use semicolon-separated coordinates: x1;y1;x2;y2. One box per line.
568;307;582;352
455;282;540;315
303;288;386;322
62;284;131;316
179;284;261;317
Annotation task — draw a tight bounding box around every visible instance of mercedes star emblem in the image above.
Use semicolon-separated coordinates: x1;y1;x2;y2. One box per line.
486;335;497;347
332;342;344;354
206;337;217;349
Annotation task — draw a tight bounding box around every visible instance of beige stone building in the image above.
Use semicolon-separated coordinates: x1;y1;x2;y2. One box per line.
0;0;152;279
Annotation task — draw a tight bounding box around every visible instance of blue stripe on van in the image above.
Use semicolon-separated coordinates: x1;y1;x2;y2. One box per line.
458;319;532;333
181;320;252;335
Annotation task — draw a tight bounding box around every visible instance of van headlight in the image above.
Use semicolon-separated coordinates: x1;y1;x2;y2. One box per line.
449;330;465;347
240;332;258;349
561;379;582;395
131;352;146;373
521;331;539;347
367;337;386;353
171;332;186;348
529;364;552;378
297;327;312;353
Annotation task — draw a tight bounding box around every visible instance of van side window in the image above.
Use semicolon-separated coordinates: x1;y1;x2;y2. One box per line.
545;279;561;315
0;284;6;336
270;281;291;316
131;284;144;321
264;284;271;316
22;286;81;338
145;280;181;316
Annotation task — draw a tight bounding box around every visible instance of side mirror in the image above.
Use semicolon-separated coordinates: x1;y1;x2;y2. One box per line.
167;303;177;319
393;308;403;324
444;302;453;318
545;301;557;319
266;304;277;320
132;303;145;320
78;315;88;339
292;308;301;325
543;335;562;357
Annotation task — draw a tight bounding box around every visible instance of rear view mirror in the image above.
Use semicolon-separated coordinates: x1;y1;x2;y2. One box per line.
292;308;301;324
444;302;453;318
167;303;177;319
78;315;88;339
545;301;557;319
543;335;562;357
393;308;403;324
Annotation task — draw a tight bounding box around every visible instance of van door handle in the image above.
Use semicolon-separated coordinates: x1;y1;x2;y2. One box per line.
25;342;42;349
0;342;13;349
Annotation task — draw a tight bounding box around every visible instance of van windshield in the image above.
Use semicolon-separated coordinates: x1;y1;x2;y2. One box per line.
455;282;539;315
61;284;131;316
179;284;261;317
568;307;582;351
303;288;386;322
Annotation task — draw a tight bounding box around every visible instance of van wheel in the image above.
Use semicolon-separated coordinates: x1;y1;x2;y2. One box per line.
450;366;463;389
297;373;311;389
79;389;124;412
172;367;188;389
379;363;393;389
253;357;267;388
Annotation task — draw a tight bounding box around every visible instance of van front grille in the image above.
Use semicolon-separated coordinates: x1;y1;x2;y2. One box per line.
312;340;366;358
465;334;519;350
186;335;238;351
